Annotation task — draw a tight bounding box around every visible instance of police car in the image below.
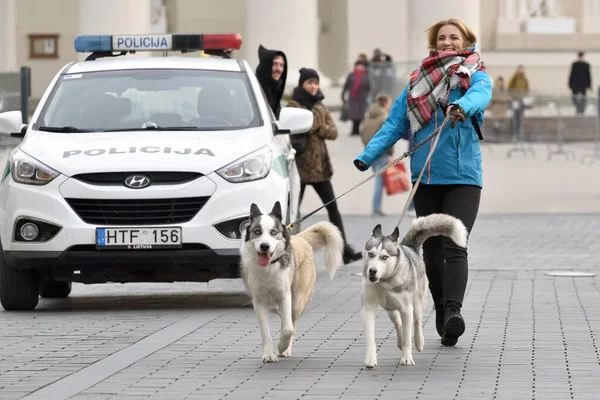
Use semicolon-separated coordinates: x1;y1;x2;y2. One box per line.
0;33;312;310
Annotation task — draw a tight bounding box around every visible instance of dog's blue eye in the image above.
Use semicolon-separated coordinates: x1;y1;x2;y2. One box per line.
253;230;261;235
368;253;374;258
381;255;389;260
270;230;278;236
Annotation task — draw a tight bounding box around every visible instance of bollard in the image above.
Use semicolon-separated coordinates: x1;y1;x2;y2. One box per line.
20;66;31;124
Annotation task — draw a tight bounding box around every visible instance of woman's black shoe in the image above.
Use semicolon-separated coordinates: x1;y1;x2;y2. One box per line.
441;301;465;347
343;245;362;264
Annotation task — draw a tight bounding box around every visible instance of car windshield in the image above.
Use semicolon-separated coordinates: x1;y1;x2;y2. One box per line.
35;68;261;132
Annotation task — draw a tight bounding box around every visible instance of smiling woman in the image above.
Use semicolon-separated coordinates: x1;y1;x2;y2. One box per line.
354;17;492;348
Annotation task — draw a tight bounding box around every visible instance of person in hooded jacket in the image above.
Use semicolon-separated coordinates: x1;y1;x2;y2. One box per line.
353;18;492;347
286;68;362;265
255;44;288;117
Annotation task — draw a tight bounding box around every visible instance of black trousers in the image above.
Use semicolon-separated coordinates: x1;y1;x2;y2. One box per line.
571;90;587;115
351;119;362;135
412;184;481;307
300;180;348;245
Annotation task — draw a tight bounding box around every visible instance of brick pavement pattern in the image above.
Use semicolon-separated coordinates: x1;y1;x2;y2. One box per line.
0;214;598;399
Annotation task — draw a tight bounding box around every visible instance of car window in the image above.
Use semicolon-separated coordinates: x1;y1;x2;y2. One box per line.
36;69;260;132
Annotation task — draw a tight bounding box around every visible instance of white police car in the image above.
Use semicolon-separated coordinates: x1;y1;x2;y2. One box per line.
0;33;313;310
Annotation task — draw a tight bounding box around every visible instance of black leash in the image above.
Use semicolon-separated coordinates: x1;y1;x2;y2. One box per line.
286;114;451;231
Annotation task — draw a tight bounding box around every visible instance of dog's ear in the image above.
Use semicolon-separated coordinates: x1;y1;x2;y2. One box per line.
372;224;382;237
389;226;400;242
270;201;283;221
250;203;262;221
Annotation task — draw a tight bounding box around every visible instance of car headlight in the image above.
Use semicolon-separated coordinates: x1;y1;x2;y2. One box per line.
217;146;273;183
11;150;59;185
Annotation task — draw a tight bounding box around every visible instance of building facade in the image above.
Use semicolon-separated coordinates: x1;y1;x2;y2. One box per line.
1;0;599;100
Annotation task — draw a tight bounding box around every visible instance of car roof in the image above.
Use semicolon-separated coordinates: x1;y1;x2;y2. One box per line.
65;56;244;74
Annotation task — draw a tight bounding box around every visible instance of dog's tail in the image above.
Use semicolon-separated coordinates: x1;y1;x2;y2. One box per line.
401;214;468;250
296;221;344;279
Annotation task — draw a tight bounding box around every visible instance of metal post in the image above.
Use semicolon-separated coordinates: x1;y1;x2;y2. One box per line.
20;66;30;124
580;87;600;164
547;96;576;161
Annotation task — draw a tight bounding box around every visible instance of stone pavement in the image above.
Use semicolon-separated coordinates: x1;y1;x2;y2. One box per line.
0;214;598;400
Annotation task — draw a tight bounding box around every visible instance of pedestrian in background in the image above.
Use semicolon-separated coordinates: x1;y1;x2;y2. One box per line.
286;68;362;264
341;60;370;136
568;51;592;115
360;93;393;217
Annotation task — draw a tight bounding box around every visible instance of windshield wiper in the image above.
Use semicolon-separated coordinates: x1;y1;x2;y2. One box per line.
38;126;93;133
102;126;226;132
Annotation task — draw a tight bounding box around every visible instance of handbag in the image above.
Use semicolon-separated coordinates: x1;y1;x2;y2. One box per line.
382;162;411;195
340;101;349;122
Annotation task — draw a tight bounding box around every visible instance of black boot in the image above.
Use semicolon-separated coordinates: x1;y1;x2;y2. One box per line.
343;245;362;264
441;301;465;347
434;302;445;338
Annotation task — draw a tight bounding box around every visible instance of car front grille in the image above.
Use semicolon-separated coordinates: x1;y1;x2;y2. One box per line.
65;197;210;225
72;172;202;186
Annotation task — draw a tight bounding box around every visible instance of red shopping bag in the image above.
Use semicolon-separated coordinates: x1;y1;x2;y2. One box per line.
383;162;411;195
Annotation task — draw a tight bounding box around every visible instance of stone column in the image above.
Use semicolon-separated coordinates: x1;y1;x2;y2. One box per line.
582;0;600;33
408;0;481;61
244;0;331;88
497;0;523;34
77;0;153;60
0;0;17;72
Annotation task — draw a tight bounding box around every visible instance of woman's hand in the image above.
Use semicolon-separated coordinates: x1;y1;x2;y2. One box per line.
446;104;466;128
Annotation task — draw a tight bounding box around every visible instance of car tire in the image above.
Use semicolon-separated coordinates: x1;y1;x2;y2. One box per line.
40;281;72;299
0;245;40;311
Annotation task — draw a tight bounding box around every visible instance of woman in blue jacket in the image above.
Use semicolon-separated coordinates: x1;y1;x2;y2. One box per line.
354;18;492;347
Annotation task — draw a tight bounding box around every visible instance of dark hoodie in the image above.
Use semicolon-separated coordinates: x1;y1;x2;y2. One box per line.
255;45;288;117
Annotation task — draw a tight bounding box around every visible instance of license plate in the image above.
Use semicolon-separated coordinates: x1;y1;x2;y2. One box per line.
96;227;182;250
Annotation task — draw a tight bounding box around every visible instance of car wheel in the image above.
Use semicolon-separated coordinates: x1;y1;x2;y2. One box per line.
0;245;40;311
40;281;72;298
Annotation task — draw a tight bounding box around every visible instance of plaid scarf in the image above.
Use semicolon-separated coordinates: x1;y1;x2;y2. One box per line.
407;49;485;133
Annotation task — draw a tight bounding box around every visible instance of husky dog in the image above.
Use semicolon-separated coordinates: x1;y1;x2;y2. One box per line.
240;201;344;363
361;214;468;367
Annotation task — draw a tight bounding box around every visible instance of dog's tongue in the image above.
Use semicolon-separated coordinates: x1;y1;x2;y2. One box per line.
258;252;271;267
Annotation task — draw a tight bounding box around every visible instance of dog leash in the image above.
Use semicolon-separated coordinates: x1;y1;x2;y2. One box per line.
286;113;452;231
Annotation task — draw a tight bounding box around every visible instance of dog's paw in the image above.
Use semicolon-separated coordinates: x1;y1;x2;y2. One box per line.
280;348;292;357
415;335;424;352
364;353;378;368
400;355;415;366
263;352;277;363
278;329;293;355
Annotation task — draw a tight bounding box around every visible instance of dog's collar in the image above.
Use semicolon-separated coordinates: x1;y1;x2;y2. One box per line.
270;255;284;265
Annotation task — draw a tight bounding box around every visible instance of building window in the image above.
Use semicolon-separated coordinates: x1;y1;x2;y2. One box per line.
28;34;59;59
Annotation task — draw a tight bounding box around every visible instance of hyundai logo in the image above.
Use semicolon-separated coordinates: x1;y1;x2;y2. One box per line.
123;174;151;189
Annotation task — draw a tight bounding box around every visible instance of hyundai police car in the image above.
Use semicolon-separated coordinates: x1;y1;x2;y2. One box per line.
0;33;313;310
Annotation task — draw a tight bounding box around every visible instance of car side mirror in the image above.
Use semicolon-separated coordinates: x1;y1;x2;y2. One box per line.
0;111;26;138
274;107;313;135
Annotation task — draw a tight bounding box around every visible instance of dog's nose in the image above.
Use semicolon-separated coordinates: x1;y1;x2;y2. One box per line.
259;243;270;252
368;268;377;276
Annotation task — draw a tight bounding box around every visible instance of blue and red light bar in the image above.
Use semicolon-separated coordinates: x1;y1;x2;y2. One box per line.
74;33;242;53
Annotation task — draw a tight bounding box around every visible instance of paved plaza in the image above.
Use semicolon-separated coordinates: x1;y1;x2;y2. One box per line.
0;113;599;399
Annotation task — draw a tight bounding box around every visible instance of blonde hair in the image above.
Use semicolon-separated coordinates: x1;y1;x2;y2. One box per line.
424;18;477;50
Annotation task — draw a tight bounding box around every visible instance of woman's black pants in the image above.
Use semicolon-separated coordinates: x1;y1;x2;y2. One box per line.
412;183;481;308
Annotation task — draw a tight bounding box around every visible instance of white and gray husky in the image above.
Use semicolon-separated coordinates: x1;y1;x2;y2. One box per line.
240;201;344;363
361;214;468;368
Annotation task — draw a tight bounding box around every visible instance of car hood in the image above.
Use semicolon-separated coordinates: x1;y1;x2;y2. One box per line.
19;128;272;176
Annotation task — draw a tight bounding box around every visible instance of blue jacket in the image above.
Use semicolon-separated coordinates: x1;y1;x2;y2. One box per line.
354;70;492;188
